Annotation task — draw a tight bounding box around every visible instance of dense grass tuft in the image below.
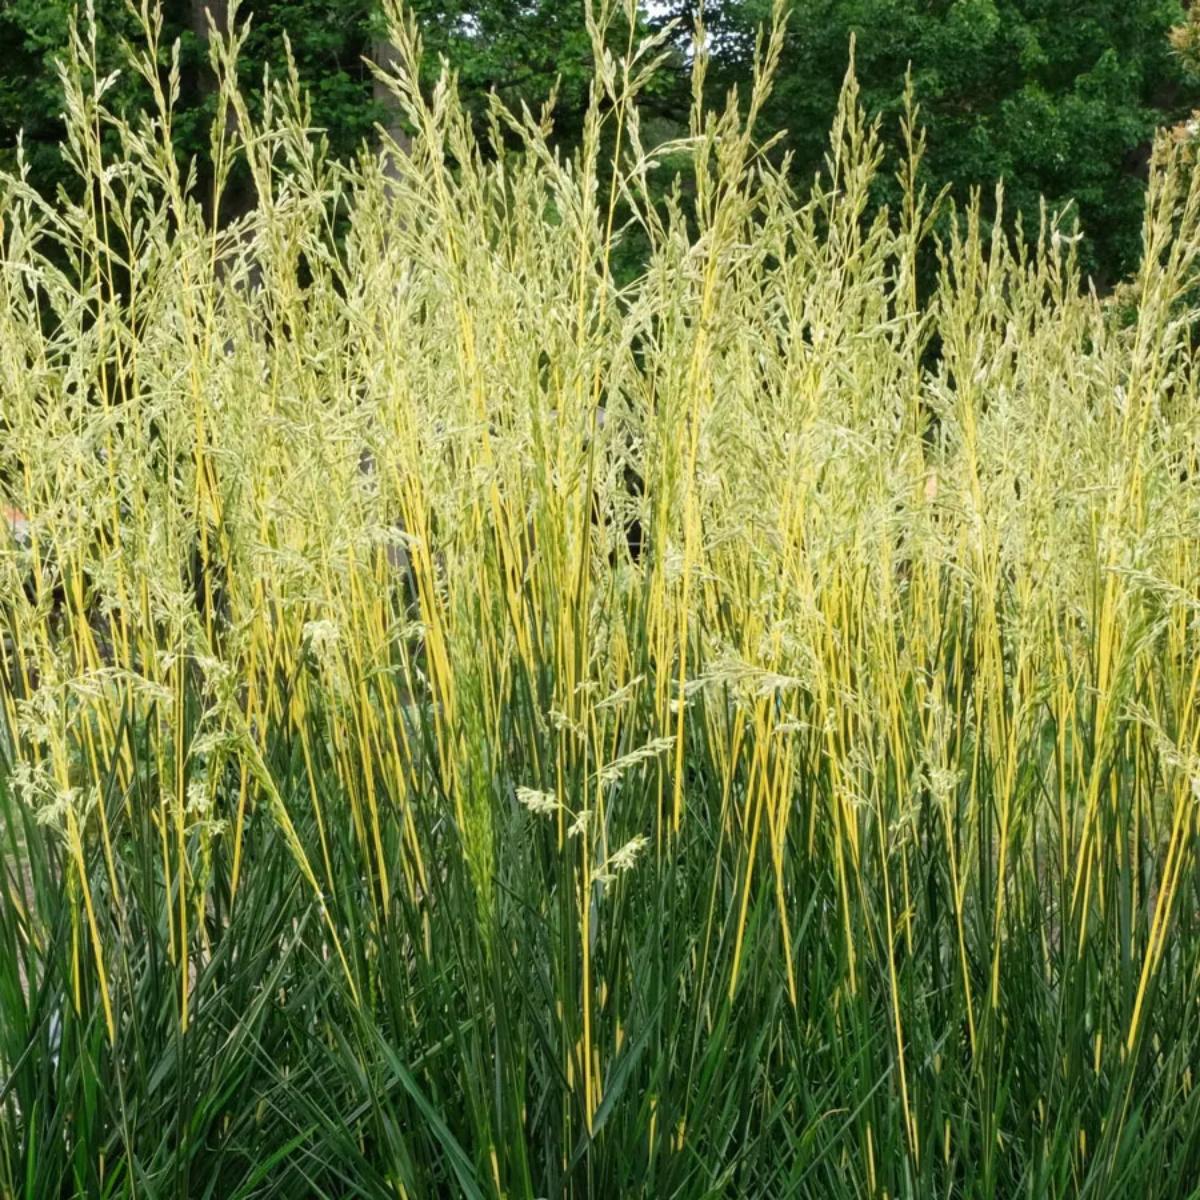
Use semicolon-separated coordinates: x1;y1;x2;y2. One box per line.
3;2;1200;1196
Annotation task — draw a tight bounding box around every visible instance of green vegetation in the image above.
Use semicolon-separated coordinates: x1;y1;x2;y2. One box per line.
0;0;638;196
670;0;1198;283
3;2;1200;1196
3;1;1200;285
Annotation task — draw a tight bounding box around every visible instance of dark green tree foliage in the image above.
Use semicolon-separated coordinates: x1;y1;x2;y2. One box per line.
0;0;620;207
652;0;1200;284
402;1;599;134
0;1;380;189
0;0;162;186
198;1;382;163
3;0;1198;284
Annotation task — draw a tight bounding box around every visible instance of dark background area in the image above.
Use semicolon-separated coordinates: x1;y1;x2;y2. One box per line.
3;0;1200;286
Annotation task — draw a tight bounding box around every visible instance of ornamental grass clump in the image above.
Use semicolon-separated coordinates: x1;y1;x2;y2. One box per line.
2;1;1200;1196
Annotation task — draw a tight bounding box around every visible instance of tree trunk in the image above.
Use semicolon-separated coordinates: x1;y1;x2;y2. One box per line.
372;35;412;182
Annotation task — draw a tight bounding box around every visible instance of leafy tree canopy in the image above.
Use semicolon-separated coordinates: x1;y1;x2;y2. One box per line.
2;0;1198;284
649;0;1200;284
